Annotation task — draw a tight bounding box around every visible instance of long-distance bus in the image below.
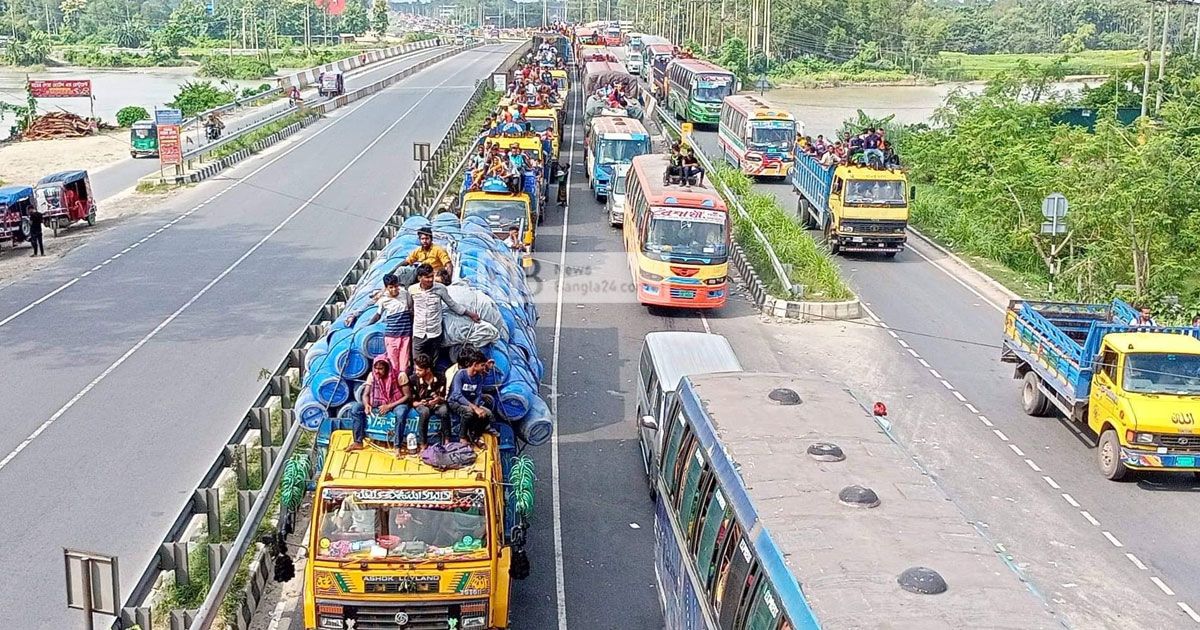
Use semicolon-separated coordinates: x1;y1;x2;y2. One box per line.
639;371;1064;629
666;59;737;125
585;116;652;200
622;154;730;309
718;95;797;179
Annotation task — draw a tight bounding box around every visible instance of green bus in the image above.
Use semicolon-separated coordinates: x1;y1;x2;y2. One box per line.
666;58;737;125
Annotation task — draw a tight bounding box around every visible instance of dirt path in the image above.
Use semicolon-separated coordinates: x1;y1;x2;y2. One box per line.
0;130;131;187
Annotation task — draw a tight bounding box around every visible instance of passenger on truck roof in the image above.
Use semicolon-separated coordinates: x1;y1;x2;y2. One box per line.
345;357;411;454
404;227;452;274
410;263;479;366
448;348;497;448
412;353;451;448
1131;306;1158;326
342;273;414;374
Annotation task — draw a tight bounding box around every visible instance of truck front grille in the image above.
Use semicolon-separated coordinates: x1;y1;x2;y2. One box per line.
842;220;906;234
1157;434;1200;451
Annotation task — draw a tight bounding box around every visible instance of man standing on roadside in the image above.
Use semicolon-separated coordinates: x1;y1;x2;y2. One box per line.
409;264;480;363
27;207;44;257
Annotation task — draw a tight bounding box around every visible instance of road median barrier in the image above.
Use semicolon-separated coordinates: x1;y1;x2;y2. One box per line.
113;46;518;630
144;42;479;187
648;98;862;321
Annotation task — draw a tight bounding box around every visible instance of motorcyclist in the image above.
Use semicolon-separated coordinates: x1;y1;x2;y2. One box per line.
289;85;302;106
205;112;224;140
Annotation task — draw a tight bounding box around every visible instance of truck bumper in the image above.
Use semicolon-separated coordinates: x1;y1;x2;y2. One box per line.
1120;447;1200;471
836;234;906;253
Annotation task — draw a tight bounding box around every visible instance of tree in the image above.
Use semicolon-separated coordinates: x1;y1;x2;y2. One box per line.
340;0;368;36
370;0;387;39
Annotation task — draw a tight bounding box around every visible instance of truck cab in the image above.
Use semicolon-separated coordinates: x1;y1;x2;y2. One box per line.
1002;299;1200;480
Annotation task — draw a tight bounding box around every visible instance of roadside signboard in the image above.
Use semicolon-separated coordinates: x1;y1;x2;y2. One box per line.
28;79;91;98
1040;192;1068;235
493;73;507;92
158;124;182;167
155;108;184;126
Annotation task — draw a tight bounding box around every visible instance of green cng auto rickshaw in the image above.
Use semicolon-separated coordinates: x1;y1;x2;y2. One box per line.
130;120;158;158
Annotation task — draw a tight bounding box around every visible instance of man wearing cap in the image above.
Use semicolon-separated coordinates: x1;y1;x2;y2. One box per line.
405;227;453;276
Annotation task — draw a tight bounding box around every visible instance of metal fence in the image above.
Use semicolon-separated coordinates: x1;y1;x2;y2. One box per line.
113;41;525;630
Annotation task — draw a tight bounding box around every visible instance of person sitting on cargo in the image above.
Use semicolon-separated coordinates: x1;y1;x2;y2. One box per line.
412;353;452;448
448;349;496;448
680;149;704;186
1130;307;1158;326
504;225;523;251
405;227;453;275
346;357;411;453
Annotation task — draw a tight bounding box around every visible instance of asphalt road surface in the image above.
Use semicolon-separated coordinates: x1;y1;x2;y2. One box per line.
0;43;517;629
88;44;457;202
688;127;1200;628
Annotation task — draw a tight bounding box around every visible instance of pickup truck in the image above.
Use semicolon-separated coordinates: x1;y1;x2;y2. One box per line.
790;151;910;256
1001;298;1200;480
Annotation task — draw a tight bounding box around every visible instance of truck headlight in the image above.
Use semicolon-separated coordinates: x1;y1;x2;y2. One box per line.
842;225;854;233
1126;430;1155;445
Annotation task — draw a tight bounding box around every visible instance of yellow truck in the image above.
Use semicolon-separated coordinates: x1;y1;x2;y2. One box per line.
1002;299;1200;480
792;152;910;257
302;430;533;629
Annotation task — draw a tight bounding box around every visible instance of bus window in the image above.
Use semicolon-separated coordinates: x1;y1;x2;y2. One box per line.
677;445;708;537
744;580;783;630
717;537;757;629
694;487;731;589
710;525;742;613
660;406;688;490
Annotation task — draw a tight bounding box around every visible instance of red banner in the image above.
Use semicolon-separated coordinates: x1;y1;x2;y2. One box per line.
27;79;92;98
315;0;345;15
158;124;182;166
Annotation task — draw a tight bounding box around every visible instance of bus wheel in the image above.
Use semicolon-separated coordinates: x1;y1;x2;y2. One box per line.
1098;429;1129;481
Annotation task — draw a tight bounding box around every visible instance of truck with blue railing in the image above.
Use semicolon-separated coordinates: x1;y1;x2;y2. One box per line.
1001;298;1200;480
791;151;911;256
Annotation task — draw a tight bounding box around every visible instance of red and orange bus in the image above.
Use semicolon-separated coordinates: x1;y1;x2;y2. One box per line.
622;154;730;309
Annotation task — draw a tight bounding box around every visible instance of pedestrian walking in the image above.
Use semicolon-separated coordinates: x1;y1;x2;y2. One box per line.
556;162;569;206
27;208;44;257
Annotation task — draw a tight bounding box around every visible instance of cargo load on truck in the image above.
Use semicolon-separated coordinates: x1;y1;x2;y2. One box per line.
1001;298;1200;480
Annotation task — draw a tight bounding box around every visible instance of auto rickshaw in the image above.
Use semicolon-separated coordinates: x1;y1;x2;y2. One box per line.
318;71;345;97
35;170;96;236
0;185;34;251
129;120;158;158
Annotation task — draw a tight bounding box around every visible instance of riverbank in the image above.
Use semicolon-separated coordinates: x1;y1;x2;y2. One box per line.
0;130;130;186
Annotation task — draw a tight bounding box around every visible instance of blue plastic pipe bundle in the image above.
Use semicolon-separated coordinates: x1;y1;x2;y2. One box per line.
296;213;554;449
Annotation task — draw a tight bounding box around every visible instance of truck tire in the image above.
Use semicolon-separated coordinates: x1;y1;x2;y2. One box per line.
1098;428;1129;481
823;222;840;255
1021;371;1052;417
797;197;815;229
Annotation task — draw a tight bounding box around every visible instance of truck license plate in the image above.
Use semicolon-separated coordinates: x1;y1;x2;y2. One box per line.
1177;456;1195;467
851;237;864;243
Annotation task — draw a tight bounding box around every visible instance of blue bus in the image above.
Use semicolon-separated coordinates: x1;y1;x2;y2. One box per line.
640;371;1062;629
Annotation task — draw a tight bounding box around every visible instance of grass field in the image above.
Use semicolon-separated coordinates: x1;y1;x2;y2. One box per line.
933;49;1150;80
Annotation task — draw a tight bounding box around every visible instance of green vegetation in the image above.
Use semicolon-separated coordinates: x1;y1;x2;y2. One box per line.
61;46;185;67
930;49;1147;81
171;80;237;118
709;165;853;302
899;57;1200;316
208;110;312;160
199;54;274;79
116;105;151;126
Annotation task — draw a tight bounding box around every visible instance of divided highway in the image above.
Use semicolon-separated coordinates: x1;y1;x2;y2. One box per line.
88;44;458;202
0;43;516;629
687;127;1200;628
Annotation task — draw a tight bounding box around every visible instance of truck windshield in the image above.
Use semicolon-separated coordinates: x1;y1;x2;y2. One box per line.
614;174;627;195
598;138;649;164
315;488;489;563
692;76;733;103
1123;353;1200;394
527;118;554;134
463;199;528;227
644;208;728;262
750;123;795;150
844;180;906;206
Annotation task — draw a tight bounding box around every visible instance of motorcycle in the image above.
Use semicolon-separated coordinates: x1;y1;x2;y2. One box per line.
205;123;223;141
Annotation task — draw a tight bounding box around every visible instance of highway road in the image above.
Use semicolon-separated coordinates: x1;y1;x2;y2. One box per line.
687;127;1200;628
88;44;457;202
0;42;517;629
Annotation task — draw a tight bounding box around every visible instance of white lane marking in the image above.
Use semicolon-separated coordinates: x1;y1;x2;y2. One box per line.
1062;493;1080;508
1008;444;1026;457
1024;459;1042;472
0;70;462;476
548;77;578;630
939;379;954;390
992;429;1009;441
906;348;919;358
907;239;1004;313
965;402;979;414
896;338;909;349
951;390;967;402
1042;475;1060;489
0;47;457;331
886;329;898;339
1126;553;1148;570
1081;511;1100;527
700;313;711;334
917;358;930;368
929;368;943;379
1150;576;1174;595
1179;602;1200;623
978;415;994;427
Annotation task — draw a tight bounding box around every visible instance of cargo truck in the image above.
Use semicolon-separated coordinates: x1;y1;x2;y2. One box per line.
791;151;910;256
1001;298;1200;480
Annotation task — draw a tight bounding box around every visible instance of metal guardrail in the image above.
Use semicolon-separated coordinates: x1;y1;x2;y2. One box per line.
114;44;521;630
653;105;798;298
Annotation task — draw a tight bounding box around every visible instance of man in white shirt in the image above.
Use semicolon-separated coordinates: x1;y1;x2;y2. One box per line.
503;225;523;251
409;264;480;363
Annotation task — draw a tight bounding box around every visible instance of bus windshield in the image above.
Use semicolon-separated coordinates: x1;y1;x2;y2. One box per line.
692;75;733;103
844;180;906;206
463;198;528;227
526;118;555;134
1124;353;1200;394
750;122;795;150
598;137;650;164
315;487;490;563
644;207;728;260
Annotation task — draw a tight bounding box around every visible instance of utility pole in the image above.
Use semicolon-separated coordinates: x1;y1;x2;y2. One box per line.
1140;2;1154;118
1155;1;1170;112
1194;4;1200;56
